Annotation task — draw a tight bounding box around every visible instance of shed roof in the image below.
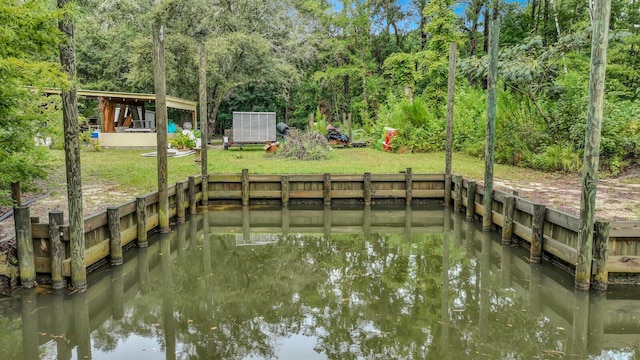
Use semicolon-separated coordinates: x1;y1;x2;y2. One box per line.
44;88;197;113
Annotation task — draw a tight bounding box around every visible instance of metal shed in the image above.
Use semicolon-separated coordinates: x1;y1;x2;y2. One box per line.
230;111;276;144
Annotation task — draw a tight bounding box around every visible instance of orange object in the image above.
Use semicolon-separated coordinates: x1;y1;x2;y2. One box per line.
382;128;397;151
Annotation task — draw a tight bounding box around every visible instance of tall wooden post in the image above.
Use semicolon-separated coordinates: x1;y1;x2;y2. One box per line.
445;42;457;206
58;0;86;290
199;41;208;191
153;21;170;233
576;0;611;290
15;207;35;288
483;19;500;231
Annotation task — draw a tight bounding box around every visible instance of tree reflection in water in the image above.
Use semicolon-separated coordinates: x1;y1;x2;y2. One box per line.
1;206;639;360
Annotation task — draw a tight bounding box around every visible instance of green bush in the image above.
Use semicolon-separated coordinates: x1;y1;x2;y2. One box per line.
374;98;443;153
528;144;582;172
453;87;486;158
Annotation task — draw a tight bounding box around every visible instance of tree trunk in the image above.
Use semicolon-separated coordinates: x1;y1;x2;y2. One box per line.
58;0;86;290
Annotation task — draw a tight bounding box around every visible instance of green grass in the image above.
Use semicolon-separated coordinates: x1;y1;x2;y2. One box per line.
46;147;554;197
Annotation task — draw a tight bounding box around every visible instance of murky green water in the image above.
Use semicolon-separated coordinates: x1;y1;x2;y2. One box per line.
1;205;639;359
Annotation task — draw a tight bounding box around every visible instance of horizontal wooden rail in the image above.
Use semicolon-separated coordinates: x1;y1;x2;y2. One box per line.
20;171;640;290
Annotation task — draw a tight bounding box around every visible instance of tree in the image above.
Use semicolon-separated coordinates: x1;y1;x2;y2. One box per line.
0;0;64;205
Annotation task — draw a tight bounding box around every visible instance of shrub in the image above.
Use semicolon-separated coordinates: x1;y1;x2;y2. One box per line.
275;131;331;161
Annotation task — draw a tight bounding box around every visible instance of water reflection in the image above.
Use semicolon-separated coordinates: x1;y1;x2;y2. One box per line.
1;205;639;359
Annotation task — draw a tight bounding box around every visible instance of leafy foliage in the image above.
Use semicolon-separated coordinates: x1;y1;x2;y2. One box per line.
0;0;65;204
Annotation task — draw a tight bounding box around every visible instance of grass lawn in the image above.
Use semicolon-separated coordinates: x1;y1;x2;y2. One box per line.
46;147;553;197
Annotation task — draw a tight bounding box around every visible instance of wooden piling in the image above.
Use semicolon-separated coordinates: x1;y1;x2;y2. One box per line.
405;168;413;206
530;204;546;263
49;211;66;290
281;176;289;206
242;169;249;206
154;22;170;235
576;0;612;291
188;176;197;214
483;19;500;231
199;40;208;190
59;0;86;291
501;196;515;245
136;197;148;247
324;173;331;206
453;175;463;212
107;207;123;266
445;42;457;206
364;172;372;206
11;182;21;207
201;174;209;206
466;181;476;221
15;207;35;288
176;182;185;224
593;220;610;290
348;113;352;145
308;113;314;131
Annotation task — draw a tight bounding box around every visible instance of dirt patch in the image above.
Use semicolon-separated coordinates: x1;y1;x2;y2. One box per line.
491;167;640;221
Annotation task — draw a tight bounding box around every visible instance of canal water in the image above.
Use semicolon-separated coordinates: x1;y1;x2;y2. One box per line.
1;204;639;359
